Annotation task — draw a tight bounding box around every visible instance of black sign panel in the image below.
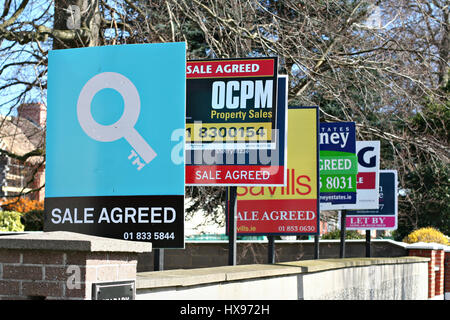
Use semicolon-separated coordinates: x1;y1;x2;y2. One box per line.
186;57;278;146
346;170;398;230
185;58;284;186
349;171;396;216
92;281;135;300
44;195;184;249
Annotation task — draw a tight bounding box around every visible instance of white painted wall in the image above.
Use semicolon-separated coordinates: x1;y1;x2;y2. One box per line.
136;258;429;300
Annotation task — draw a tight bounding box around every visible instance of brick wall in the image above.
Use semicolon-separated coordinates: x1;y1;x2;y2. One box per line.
435;249;444;298
408;243;446;300
0;249;138;300
31;165;45;202
17;103;46;128
445;249;450;300
409;248;436;299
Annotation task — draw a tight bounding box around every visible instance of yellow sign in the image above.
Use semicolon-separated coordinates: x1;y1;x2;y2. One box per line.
237;107;318;200
235;106;319;234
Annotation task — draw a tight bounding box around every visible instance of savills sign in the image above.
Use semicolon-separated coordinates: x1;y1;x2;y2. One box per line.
234;106;319;235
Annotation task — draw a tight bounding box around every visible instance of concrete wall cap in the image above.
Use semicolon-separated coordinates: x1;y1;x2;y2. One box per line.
0;231;152;253
136;257;429;290
407;242;446;250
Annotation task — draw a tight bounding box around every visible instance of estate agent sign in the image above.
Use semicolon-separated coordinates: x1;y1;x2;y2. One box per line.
343;141;380;210
45;43;186;248
235;106;319;235
319;122;358;210
185;57;286;186
346;170;398;230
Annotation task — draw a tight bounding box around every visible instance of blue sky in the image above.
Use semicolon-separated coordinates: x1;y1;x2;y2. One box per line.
0;0;53;116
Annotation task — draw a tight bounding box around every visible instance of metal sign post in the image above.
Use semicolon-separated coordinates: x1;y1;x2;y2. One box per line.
268;236;275;264
340;210;346;258
228;186;237;266
365;230;371;257
154;249;164;271
314;234;320;259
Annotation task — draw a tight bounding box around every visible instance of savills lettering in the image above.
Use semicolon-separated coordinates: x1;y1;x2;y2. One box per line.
237;169;312;197
237;210;316;221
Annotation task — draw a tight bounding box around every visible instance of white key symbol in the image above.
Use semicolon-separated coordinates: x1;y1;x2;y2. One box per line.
77;72;156;169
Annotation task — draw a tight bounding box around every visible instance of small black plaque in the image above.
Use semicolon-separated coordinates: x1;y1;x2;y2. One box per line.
92;281;135;300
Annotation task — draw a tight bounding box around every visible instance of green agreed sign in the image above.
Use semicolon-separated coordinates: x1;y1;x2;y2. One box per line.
319;153;358;193
319;122;358;210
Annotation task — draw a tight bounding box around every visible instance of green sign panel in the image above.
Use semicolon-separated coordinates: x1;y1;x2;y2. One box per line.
319;122;358;210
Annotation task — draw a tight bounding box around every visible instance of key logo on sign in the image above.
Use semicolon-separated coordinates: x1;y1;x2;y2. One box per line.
77;72;157;170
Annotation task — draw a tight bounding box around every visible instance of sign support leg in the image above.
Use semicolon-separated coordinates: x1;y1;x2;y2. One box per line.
268;236;275;264
154;248;164;271
228;186;237;266
314;235;320;259
365;230;372;257
339;210;346;258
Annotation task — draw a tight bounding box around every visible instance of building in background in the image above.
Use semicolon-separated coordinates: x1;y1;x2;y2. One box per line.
0;103;45;202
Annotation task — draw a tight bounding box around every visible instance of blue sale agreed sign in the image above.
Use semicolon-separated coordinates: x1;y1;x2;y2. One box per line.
45;43;186;248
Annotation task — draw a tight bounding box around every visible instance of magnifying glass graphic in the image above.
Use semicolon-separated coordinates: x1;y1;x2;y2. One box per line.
77;72;157;165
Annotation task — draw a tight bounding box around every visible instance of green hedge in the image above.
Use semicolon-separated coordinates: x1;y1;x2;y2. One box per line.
20;209;44;231
0;211;25;232
321;229;365;240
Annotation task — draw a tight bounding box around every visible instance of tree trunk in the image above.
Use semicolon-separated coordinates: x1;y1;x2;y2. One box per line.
53;0;100;49
438;4;449;87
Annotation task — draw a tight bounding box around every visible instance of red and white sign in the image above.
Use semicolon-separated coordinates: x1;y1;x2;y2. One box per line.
345;141;380;210
187;59;275;79
236;196;318;234
186;165;284;185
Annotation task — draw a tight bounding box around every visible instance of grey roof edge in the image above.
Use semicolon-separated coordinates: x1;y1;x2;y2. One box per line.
0;231;152;253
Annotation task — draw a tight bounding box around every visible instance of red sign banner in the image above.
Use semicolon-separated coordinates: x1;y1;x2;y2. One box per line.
357;172;376;189
187;59;275;79
186;165;284;185
236;199;317;234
